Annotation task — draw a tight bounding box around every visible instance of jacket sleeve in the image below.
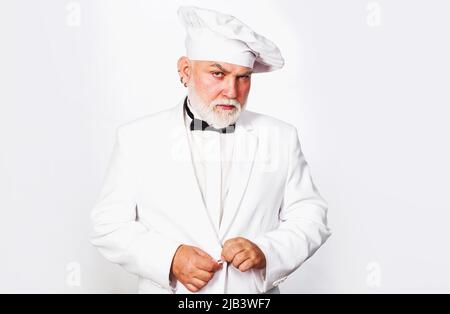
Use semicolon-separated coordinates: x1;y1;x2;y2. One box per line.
250;126;331;293
90;126;181;292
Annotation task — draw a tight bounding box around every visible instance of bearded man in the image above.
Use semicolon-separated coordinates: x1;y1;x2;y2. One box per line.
91;6;331;294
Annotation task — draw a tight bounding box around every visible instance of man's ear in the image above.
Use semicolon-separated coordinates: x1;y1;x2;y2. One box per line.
177;56;192;85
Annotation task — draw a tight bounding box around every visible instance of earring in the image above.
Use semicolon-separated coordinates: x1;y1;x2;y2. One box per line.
180;76;188;87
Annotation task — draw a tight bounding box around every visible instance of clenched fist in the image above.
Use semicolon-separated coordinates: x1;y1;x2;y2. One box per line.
170;245;223;292
221;237;266;272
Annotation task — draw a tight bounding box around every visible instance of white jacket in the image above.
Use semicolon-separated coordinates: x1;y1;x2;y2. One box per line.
90;98;331;294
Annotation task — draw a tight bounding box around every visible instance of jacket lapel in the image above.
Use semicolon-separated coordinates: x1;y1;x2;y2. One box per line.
168;100;223;248
219;112;259;242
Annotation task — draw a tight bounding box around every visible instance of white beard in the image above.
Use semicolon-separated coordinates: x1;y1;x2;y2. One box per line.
187;86;245;129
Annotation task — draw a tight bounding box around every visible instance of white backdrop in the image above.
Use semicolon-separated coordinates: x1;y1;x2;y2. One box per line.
1;0;449;293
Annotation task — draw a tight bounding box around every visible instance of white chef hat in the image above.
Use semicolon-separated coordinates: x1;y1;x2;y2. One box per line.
177;6;284;73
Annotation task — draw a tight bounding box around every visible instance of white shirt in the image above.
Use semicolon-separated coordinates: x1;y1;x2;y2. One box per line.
184;101;235;231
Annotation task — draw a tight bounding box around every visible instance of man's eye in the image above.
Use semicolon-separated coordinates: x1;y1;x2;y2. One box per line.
212;72;224;78
238;75;250;80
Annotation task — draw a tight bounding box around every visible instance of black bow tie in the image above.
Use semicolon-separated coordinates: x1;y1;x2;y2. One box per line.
184;97;236;134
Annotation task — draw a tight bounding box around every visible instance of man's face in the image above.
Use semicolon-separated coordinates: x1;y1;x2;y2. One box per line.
190;60;252;108
187;60;252;128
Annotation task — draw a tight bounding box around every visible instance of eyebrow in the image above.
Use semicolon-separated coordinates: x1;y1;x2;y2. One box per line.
210;63;231;74
237;70;253;77
210;63;253;77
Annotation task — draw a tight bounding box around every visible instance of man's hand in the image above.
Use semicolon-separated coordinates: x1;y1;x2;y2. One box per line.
170;245;223;292
221;237;266;272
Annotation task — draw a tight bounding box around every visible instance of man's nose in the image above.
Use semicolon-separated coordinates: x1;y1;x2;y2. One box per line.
222;78;238;99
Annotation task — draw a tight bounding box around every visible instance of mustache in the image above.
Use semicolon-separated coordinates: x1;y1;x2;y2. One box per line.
211;99;241;108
